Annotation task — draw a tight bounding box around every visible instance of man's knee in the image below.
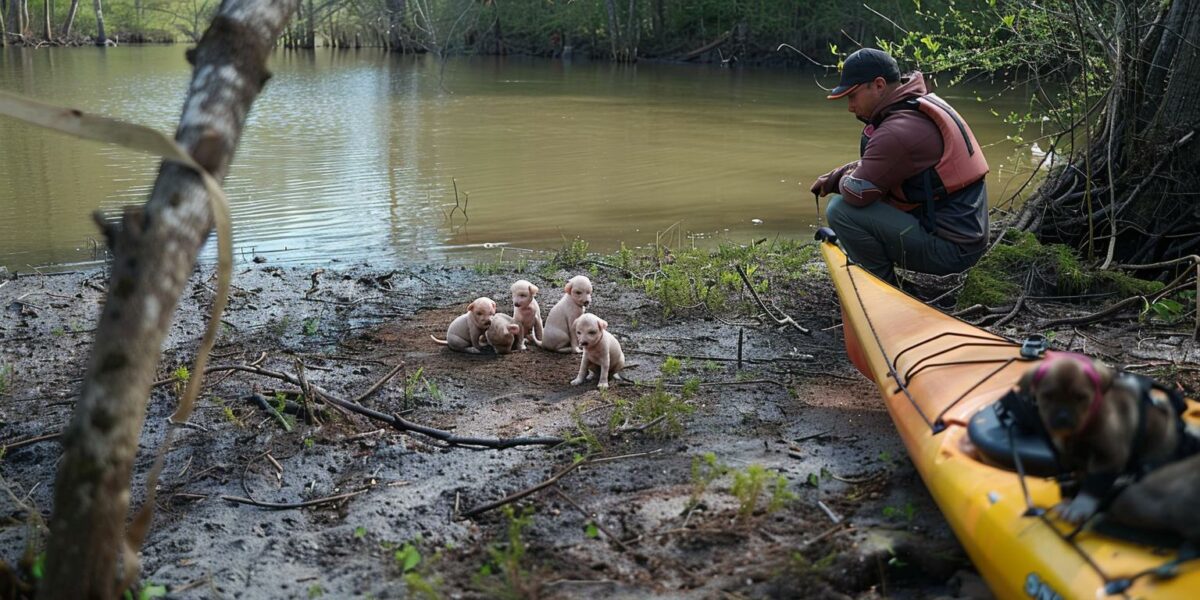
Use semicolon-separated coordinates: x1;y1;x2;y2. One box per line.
825;194;852;227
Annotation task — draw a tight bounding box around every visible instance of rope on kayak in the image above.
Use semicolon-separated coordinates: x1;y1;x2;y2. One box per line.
930;358;1020;430
844;256;935;429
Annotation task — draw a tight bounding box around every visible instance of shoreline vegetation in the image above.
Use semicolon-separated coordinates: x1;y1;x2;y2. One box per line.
3;0;937;66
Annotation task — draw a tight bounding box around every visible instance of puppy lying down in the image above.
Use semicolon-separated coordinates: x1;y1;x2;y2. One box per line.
1022;352;1197;525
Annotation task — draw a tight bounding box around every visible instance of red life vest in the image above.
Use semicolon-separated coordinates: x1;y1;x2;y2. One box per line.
860;93;990;235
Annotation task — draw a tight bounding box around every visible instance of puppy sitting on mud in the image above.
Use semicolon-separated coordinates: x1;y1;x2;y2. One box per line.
510;279;543;350
430;297;496;354
539;275;592;353
1022;353;1191;524
482;313;522;355
570;313;625;389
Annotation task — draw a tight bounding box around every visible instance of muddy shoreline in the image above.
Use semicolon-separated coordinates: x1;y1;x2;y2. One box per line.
4;250;1192;598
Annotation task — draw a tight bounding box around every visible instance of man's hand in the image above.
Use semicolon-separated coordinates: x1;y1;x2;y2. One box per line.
808;161;858;197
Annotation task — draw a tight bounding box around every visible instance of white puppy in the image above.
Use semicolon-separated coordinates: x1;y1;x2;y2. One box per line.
539;275;592;354
483;313;522;355
570;313;625;389
510;279;543;351
430;297;496;353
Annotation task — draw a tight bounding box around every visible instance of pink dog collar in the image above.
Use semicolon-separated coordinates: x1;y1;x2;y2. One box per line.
1032;351;1105;432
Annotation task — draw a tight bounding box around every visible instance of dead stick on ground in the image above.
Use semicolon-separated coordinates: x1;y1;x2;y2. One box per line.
215;363;565;449
352;363;404;404
735;264;811;334
553;488;631;552
463;459;588;518
464;450;662;518
221;488;368;510
1;431;62;451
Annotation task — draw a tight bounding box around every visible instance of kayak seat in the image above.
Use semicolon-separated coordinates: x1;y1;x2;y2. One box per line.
967;394;1062;477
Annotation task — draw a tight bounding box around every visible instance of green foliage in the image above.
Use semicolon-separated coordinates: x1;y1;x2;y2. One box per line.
959;230;1162;309
123;583;167;600
552;238;589;268
731;465;794;519
302;317;320;336
354;526;368;538
475;505;538;600
0;364;12;396
584;522;600;539
883;501;918;525
609;239;819;317
395;543;422;573
680;377;701;400
306;584;324;599
403;367;443;409
688;452;728;508
568;410;604;454
608;382;695;438
660;356;682;377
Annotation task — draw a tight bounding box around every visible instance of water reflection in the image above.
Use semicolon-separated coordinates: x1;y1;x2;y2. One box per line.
0;48;1035;270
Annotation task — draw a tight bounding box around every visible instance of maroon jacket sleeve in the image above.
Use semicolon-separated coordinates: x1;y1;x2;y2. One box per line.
838;112;943;208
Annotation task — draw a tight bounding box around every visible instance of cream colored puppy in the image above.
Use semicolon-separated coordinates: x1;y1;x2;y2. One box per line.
570;313;625;389
510;279;543;350
430;297;496;353
483;313;522;355
539;275;592;353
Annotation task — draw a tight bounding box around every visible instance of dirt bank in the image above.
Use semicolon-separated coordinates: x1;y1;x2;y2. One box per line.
3;245;1133;599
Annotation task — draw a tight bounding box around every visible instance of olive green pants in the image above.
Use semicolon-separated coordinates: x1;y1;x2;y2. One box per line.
825;194;985;284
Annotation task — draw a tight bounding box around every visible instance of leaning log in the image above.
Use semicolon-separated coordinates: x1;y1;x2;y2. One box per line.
40;0;300;598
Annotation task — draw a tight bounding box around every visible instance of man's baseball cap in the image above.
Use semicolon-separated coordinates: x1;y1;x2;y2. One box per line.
827;48;900;99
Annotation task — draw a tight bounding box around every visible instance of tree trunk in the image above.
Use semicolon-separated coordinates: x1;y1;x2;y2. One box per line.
91;0;104;45
1017;0;1200;268
305;0;314;48
39;0;299;597
7;0;24;39
1;0;8;47
386;0;405;51
61;0;78;37
603;0;620;60
42;0;49;40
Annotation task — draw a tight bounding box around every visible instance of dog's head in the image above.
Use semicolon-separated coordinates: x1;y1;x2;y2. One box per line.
467;297;497;329
486;314;521;351
510;280;538;308
1021;354;1113;439
573;313;607;349
565;275;593;308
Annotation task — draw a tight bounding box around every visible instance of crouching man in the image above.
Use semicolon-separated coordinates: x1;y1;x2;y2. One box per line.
810;48;990;285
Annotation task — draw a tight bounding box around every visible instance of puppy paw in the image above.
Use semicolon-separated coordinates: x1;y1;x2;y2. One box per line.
597;382;609;390
585;372;594;381
1056;495;1099;524
570;377;584;386
573;347;584;354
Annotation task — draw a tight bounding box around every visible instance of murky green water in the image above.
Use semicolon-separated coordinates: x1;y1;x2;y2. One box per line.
0;47;1035;270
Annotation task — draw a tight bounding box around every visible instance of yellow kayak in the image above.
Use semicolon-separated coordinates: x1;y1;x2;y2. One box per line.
818;233;1200;599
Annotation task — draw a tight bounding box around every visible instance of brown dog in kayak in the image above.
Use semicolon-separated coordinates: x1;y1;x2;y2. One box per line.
1021;352;1188;524
1106;452;1200;544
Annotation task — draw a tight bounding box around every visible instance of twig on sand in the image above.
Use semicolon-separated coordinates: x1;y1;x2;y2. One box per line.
735;264;811;334
1;431;62;452
464;450;662;518
553;488;631;551
463;459;588;518
221;488;368;510
210;363;566;449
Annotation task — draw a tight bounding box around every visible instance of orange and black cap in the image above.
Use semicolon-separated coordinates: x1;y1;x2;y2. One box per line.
827;48;900;99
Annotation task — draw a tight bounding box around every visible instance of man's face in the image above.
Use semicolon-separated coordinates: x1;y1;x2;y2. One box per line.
845;77;888;121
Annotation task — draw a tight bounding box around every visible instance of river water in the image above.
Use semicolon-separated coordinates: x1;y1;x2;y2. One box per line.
0;47;1035;270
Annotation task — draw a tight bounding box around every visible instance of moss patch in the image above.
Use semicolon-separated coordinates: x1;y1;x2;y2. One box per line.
958;230;1163;309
